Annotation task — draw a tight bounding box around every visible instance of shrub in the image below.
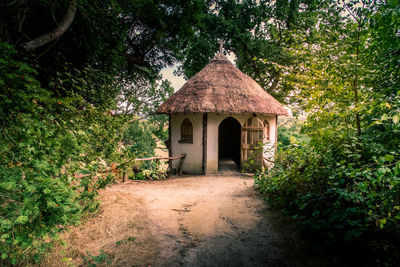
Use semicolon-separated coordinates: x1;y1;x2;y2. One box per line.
0;41;122;265
255;136;400;265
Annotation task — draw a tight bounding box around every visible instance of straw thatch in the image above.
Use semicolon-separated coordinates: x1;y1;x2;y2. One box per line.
157;53;288;115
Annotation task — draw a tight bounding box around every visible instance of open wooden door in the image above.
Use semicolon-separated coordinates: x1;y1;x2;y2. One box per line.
241;117;264;171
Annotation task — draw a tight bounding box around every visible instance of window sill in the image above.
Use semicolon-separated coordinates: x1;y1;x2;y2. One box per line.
179;140;193;144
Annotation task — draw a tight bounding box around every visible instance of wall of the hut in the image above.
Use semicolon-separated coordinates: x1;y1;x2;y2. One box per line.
170;113;203;174
169;113;277;174
206;113;277;174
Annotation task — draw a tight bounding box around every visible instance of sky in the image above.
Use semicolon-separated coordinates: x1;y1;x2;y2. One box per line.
160;66;186;92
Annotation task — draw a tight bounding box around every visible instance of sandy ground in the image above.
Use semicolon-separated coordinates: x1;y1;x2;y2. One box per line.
43;176;324;267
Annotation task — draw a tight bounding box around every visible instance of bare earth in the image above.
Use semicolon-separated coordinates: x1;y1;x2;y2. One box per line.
44;176;323;267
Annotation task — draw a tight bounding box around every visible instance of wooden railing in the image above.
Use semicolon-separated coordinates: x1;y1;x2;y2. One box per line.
75;153;187;181
132;153;187;177
122;153;187;181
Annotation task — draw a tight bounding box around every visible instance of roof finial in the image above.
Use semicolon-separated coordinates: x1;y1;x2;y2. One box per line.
218;40;225;54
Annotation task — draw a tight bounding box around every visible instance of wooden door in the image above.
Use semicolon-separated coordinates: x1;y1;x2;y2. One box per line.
241;117;264;171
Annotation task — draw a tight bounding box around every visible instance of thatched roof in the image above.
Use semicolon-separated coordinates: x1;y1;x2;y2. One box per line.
157;53;288;116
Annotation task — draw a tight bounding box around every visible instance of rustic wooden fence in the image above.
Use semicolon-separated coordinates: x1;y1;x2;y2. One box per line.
74;153;187;181
124;153;187;181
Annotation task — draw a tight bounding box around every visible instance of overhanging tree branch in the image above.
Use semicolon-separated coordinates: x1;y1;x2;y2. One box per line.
20;0;77;52
269;69;281;93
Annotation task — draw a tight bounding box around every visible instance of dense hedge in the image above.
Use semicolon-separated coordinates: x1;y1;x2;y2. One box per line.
0;42;124;265
0;41;169;265
256;119;400;265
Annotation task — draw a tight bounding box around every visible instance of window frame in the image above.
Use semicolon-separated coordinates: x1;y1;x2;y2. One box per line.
179;118;193;143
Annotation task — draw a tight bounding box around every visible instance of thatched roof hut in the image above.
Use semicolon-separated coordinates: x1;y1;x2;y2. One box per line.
157;53;288;116
157;52;287;175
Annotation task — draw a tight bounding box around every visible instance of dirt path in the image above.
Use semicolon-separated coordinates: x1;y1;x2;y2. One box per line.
44;176;323;266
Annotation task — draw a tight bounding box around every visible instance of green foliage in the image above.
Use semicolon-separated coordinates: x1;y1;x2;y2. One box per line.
1;0;205;94
1;0;398;266
1;0;193;262
128;160;167;181
0;42;126;265
139;163;168;180
83;250;111;266
0;0;195;265
277;117;309;149
256;1;400;265
115;236;135;246
124;120;157;159
256;136;400;264
123;119;168;180
179;0;329;102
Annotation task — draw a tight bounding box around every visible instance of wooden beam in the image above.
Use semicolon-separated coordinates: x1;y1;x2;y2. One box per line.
178;153;187;175
74;154;186;178
202;113;208;175
168;114;172;173
275;115;278;153
134;155;184;161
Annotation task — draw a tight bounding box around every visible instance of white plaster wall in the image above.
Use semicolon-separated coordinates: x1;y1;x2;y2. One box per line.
206;113;277;174
170;113;203;174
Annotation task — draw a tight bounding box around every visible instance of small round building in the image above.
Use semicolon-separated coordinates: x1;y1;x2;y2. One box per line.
157;53;288;174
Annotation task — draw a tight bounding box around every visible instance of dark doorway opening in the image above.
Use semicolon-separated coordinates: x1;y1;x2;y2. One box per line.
218;117;241;172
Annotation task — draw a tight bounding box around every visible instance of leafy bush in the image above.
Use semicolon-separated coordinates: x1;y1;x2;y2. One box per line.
0;41;167;264
128;162;167;181
123;119;168;180
277;117;309;149
256;125;400;265
123;120;157;159
0;42;124;265
256;2;400;265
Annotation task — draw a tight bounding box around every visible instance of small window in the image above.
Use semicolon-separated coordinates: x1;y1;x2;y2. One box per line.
264;120;270;141
180;119;193;143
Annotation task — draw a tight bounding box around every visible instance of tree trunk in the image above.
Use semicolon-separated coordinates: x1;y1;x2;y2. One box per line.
20;1;77;52
269;70;281;93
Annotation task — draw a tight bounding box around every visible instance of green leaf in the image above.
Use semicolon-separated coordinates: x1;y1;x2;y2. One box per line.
15;215;28;224
393;115;399;124
381;114;389;121
384;154;395;163
1;234;10;240
379;219;387;229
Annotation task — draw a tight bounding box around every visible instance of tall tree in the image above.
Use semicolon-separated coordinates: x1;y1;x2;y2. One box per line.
255;1;400;265
0;1;204;264
178;0;326;103
0;0;204;107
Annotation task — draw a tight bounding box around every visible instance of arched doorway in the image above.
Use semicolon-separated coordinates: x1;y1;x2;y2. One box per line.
218;117;241;172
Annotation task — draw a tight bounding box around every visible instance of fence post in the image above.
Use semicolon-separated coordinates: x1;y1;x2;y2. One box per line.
178;153;186;176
